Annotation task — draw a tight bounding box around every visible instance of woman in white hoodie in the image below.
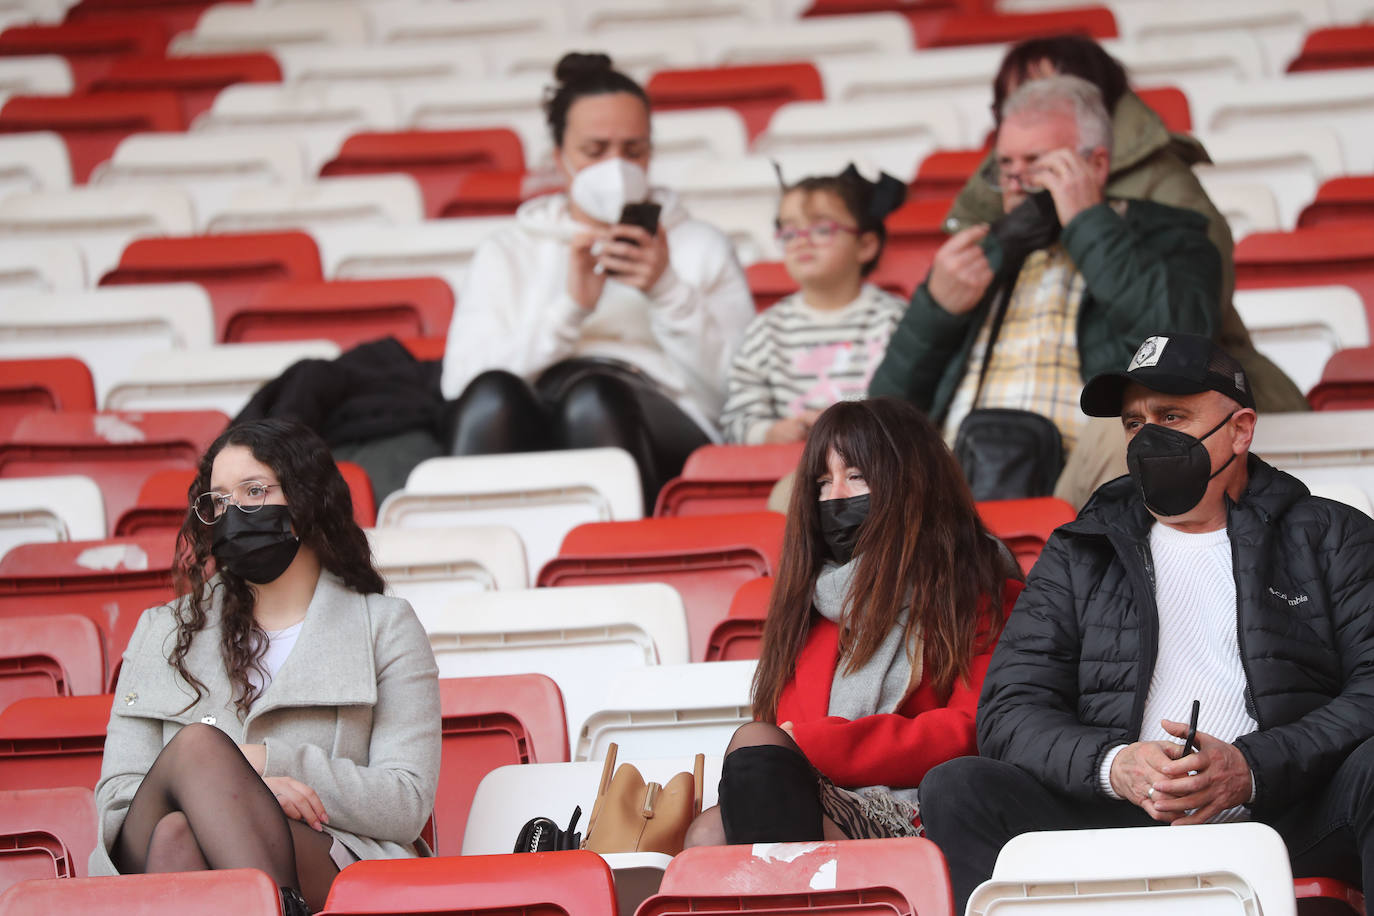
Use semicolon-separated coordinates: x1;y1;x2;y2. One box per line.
439;52;755;509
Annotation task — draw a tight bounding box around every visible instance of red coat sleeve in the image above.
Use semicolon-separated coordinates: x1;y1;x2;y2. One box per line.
788;580;1022;789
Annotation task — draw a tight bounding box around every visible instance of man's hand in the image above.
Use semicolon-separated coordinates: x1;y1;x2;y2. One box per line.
597;223;670;293
1030;148;1104;226
264;775;329;831
928;225;993;315
1108;739;1187;823
1150;719;1253;825
568;230;608;310
763;410;821;445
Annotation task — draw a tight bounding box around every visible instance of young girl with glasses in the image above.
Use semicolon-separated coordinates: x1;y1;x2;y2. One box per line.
90;419;440;916
719;166;909;445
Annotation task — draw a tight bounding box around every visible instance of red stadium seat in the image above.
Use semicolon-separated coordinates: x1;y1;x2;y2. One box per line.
319;129;525;219
0;535;176;688
0;787;96;892
100;231;324;340
642;838;954;916
0;694;111;793
0;410;228;537
1308;346;1374;412
437;170;560;218
0;21;167;92
911;6;1117;49
0;615;104;712
538;512;785;662
745;260;911;312
654;442;803;516
912;148;985;201
705;575;772;662
398;336;446;361
320;850;617;916
1298;175;1374;229
0;90;184;182
224;278;454;349
63;0;247;41
113;460;376;535
0;359;96;442
1235;226;1374;325
977;497;1076;575
1287;25;1374;74
803;0;969;35
0;868;281;915
879;195;955;290
89;53;282;124
1136;85;1192;133
434;674;568;856
1294;876;1365;915
647;62;824;142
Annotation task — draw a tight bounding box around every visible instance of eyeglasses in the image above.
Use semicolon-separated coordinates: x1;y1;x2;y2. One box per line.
192;480;282;525
982;147;1096;194
775;220;860;246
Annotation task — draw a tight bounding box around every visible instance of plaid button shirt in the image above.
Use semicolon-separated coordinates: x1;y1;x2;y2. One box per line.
943;243;1089;453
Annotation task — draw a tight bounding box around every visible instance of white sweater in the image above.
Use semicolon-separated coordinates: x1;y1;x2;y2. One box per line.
439;190;755;440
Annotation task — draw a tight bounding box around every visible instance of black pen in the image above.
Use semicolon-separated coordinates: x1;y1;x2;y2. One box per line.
1182;699;1200;757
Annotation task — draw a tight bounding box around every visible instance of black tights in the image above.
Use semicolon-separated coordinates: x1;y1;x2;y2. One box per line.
113;723;338;911
446;363;711;513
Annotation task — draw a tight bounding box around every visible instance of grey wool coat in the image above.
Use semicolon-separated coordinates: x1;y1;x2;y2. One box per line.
90;571;441;876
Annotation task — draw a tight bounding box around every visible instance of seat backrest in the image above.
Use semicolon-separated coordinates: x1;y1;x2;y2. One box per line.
1233;285;1370;393
0;241;85;306
380;448;644;585
0;21;168;91
432;673;567;856
225;277;454;348
700;12;913;66
1287;23;1374;73
275;43;478;87
0;614;105;711
89;52;282;124
647;62;824;142
704;575;772;661
0;786;96;892
0;133;70;198
319;850;616;916
170;1;371;55
757;97;966;178
0;475;106;564
538;512;785;661
0;693;112;792
1236;225;1374;328
976;497;1077;575
365;525;528;616
463;756;724;855
205;174;424;235
652;838;953;916
913;6;1117;48
321;215;515;297
1299;175;1374;229
1194;125;1345;233
0;868;281;915
655;442;803;516
0;57;72;96
0;357;95;441
0;90;185;182
1251;409;1374;504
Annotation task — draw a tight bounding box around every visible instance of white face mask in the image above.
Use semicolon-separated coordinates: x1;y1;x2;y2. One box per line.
568;157;649;225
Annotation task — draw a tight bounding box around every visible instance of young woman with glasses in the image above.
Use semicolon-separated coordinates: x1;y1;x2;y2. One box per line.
90;418;440;916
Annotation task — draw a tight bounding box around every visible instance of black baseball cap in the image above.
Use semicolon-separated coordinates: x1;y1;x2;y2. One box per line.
1080;333;1256;417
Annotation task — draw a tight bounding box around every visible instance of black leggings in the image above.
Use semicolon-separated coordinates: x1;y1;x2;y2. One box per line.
447;361;711;513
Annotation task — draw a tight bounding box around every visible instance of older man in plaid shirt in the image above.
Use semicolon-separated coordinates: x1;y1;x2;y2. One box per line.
870;75;1220;495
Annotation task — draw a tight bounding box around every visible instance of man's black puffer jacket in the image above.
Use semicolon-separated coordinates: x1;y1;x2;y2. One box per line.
976;454;1374;819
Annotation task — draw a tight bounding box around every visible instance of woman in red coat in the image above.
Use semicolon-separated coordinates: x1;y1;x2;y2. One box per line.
686;397;1024;844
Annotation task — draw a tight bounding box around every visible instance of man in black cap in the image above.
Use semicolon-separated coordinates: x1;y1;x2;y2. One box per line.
919;332;1374;910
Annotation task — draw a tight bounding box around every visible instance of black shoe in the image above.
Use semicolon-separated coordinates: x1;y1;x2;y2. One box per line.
280;886;311;916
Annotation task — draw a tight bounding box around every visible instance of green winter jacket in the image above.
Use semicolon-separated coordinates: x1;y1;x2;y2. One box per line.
869;199;1220;422
943;91;1308;412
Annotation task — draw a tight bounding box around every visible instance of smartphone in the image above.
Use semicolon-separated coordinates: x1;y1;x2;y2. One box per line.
1182;699;1200;757
617;202;662;243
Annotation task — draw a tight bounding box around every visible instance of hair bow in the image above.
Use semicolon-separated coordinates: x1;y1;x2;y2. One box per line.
839;163;908;225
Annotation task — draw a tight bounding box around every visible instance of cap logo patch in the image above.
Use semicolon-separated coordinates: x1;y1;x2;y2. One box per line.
1129;336;1167;370
1235;371;1247;391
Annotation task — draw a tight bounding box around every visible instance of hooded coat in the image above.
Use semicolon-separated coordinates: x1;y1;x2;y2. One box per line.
976;456;1374;819
438;189;755;440
944;91;1308;413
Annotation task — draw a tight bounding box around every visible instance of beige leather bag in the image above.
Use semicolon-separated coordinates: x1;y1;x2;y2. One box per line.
581;742;705;856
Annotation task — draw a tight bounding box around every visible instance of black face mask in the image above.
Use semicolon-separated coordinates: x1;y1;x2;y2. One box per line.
1126;412;1238;517
990;189;1062;263
211;504;301;585
818;493;870;565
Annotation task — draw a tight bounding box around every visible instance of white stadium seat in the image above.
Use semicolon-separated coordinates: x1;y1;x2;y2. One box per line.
169;1;372;55
651;155;784;265
366;525;529;620
203;174;424;235
319;216;517;299
275;43;481;87
396;77;549;167
0;240;85;304
1106;33;1267;86
576;0;772;32
0;284;214;405
0;55;72;94
1252;409;1374;505
1309;484;1374;518
424;583;690;735
0;474;105;562
1194;126;1346;230
1195;180;1280;240
377;447;643;584
698;13;913;66
573;659;756;761
1113;0;1329;76
0;185;195;280
102;339;341;415
371;0;570;45
484;29;700;81
1234;285;1369;394
650;108;749;167
0;131;69;197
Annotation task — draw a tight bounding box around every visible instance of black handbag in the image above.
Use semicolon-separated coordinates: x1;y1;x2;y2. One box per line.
954;408;1064;500
513;806;582;853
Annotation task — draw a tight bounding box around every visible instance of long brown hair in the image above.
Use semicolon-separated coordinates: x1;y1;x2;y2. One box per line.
170;418;386;718
751;398;1016;722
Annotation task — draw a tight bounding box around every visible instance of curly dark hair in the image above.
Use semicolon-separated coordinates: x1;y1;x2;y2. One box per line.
170;418;385;718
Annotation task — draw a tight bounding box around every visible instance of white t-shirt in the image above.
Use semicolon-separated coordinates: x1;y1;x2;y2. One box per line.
247;620;304;696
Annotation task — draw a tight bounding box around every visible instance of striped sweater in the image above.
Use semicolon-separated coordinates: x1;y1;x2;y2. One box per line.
720;285;908;444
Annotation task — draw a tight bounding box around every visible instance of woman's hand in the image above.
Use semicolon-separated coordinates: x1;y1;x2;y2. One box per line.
598;224;670;293
238;743;266;775
569;230;608;310
265;775;329;831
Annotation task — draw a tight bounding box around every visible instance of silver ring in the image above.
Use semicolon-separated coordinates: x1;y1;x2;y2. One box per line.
1147;786;1155;799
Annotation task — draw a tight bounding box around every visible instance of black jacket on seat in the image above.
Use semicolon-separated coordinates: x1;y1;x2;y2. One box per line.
976;454;1374;819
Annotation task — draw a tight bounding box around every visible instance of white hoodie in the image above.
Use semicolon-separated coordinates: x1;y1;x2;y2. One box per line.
439;189;755;440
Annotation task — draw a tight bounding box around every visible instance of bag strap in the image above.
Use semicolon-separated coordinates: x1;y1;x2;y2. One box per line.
692;754;705;817
581;743;620;849
970;272;1017;412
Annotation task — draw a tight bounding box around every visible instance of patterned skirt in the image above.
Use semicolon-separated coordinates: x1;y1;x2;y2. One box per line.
816;772;922;839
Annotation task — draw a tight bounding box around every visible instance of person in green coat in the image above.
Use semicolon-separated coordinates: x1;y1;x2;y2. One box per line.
941;35;1307;416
